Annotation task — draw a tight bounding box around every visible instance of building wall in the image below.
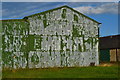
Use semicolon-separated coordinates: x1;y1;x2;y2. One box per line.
100;35;120;62
2;7;99;69
100;49;120;62
0;21;2;79
2;20;29;69
110;49;120;62
27;7;99;68
110;49;117;62
117;49;120;61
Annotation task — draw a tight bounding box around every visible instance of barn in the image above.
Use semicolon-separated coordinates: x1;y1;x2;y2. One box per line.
2;5;101;69
100;35;120;62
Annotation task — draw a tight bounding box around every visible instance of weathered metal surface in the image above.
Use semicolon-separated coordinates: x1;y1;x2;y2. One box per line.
117;49;120;61
2;6;99;69
2;20;29;69
0;20;2;79
110;49;117;62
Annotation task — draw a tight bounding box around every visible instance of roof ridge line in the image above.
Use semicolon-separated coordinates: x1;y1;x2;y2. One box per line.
23;5;101;24
0;19;26;21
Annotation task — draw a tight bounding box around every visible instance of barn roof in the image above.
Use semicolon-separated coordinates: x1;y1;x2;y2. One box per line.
0;19;29;22
99;34;120;49
24;5;101;24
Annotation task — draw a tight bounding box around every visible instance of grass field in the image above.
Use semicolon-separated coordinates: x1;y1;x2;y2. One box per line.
2;63;119;78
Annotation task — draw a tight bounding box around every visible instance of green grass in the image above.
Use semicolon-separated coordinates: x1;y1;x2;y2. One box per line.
2;65;119;78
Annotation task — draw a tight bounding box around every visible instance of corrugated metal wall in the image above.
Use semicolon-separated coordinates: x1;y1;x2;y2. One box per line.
100;49;120;62
2;6;99;69
110;49;117;62
117;49;120;61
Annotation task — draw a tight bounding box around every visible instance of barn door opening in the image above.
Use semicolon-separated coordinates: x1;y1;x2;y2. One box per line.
100;49;110;62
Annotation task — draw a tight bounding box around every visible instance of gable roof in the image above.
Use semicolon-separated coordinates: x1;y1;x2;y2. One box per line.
0;19;29;22
23;5;101;24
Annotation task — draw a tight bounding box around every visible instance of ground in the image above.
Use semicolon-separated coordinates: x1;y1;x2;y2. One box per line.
2;63;119;78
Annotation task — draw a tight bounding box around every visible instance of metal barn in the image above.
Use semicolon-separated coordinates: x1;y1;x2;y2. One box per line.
1;5;101;69
100;35;120;62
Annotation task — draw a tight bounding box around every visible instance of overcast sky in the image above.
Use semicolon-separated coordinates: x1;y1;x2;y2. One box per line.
1;2;119;37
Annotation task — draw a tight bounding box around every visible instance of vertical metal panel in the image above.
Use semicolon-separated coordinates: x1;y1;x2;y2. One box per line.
0;21;2;79
110;49;117;62
117;49;120;61
2;6;100;69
